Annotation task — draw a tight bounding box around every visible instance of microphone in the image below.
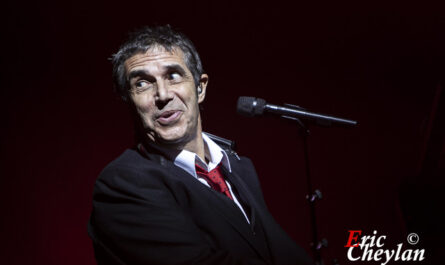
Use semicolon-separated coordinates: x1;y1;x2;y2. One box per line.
237;96;357;127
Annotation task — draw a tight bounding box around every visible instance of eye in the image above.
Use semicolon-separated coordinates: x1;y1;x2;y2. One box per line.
132;80;152;92
168;72;182;81
135;80;148;88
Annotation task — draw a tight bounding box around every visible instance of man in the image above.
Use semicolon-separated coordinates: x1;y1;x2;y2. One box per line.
88;25;313;265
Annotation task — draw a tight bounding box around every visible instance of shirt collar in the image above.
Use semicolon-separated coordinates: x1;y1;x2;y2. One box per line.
146;133;232;179
174;133;232;178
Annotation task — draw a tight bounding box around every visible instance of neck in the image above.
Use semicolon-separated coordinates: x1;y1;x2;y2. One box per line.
183;130;205;161
182;116;205;161
142;117;206;162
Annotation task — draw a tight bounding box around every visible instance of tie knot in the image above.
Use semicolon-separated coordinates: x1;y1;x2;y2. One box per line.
195;163;233;200
195;163;220;175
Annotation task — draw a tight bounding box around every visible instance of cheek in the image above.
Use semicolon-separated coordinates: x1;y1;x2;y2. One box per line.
132;96;154;114
137;104;152;114
182;87;199;106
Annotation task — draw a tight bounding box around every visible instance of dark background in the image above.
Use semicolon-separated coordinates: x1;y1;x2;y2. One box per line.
1;1;444;264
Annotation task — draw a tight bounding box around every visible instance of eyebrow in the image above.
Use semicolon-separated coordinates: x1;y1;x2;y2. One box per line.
164;64;187;76
127;64;188;81
127;70;150;81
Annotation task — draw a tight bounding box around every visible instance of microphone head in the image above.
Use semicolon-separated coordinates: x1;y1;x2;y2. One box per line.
237;97;266;117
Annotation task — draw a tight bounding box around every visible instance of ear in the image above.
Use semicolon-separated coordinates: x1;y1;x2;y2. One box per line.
197;74;208;104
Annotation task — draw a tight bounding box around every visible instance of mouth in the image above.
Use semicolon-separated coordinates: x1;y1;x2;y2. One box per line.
156;110;183;125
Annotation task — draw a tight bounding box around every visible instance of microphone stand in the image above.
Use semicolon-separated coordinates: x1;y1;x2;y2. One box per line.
281;104;331;265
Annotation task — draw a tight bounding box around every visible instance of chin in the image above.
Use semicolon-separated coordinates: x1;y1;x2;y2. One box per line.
156;129;190;145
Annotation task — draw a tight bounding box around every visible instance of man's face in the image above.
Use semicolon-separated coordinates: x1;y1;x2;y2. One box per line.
124;46;207;147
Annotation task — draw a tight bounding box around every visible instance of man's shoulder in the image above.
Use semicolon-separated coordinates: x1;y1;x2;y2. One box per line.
96;148;165;187
106;148;147;167
100;148;151;172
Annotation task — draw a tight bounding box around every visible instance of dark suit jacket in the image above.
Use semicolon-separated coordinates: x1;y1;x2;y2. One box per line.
88;144;313;265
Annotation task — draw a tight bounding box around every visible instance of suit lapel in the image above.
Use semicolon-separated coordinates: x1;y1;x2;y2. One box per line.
139;145;271;263
223;158;272;263
221;165;257;230
168;163;271;259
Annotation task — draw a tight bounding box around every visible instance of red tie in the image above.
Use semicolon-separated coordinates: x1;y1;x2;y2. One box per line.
195;164;233;200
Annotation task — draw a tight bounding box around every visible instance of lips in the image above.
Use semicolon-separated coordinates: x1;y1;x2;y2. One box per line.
156;110;182;125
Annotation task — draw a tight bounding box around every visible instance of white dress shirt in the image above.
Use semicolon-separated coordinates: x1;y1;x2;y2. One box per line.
171;133;250;223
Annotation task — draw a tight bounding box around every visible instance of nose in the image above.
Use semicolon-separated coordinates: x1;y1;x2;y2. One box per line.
155;80;172;109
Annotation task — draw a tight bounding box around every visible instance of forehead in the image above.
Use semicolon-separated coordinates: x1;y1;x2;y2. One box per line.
124;46;188;75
